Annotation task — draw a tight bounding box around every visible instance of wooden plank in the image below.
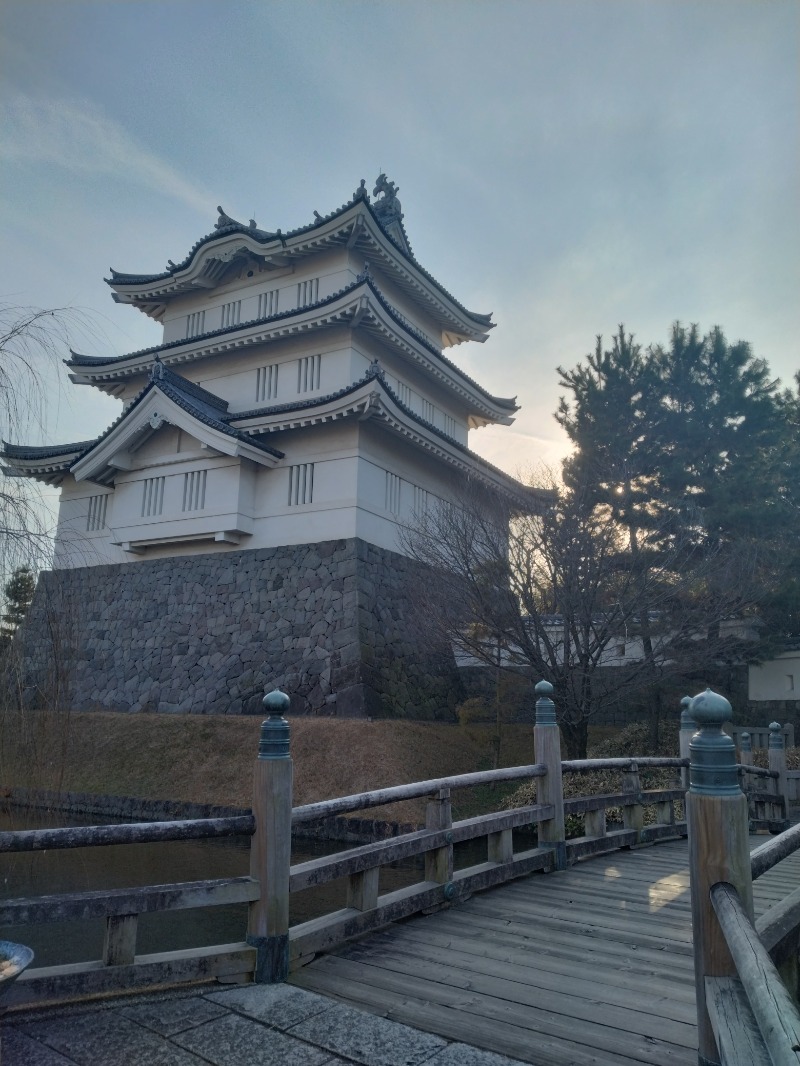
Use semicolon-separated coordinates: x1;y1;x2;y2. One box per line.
295;953;696;1064
705;976;771;1066
0;815;254;853
0;876;260;924
5;943;256;1009
293;965;659;1066
102;914;137;966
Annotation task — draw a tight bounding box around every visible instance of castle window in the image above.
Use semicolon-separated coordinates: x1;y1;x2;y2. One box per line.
397;381;412;407
221;300;241;328
385;472;402;515
288;463;314;506
86;494;108;532
256;364;279;402
297;354;321;393
141;477;165;518
788;674;795;692
297;278;319;306
182;469;207;512
185;311;205;338
258;289;279;318
412;484;429;515
443;415;456;438
422;399;435;424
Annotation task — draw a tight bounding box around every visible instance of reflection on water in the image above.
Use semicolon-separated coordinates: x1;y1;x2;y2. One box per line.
0;809;438;967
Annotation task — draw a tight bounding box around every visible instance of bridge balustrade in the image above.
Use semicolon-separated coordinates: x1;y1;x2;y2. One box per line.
0;683;797;1066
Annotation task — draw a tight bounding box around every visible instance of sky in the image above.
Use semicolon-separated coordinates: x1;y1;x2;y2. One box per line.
1;0;797;514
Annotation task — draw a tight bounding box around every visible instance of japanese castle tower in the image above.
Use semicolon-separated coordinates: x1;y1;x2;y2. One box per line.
4;177;536;718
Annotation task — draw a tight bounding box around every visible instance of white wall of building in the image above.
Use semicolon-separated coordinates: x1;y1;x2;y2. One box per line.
749;651;800;701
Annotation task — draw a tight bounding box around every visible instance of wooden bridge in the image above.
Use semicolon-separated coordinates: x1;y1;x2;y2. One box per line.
2;685;799;1066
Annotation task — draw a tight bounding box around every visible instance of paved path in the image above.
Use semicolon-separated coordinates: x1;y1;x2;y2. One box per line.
2;983;525;1066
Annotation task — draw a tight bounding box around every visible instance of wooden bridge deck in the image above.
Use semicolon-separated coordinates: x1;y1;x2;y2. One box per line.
291;835;800;1066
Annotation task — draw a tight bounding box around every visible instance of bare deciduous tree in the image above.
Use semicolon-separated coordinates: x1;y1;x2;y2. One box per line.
401;469;767;758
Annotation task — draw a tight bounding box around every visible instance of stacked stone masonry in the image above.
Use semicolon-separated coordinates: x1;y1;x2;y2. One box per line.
17;539;461;720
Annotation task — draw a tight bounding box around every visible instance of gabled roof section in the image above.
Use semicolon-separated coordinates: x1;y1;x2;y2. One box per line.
67;278;517;426
105;178;493;341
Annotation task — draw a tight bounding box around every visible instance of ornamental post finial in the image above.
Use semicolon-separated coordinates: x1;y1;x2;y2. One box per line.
258;690;291;760
688;687;739;796
534;680;556;726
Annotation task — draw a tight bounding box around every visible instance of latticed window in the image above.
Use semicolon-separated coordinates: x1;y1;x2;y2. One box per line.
422;399;435;424
296;278;319;306
221;301;241;328
257;289;279;318
288;463;314;506
385;471;402;515
86;494;108;531
397;381;412;407
297;354;321;393
412;484;430;515
444;415;457;438
182;470;207;512
256;364;279;402
185;311;205;338
141;477;165;517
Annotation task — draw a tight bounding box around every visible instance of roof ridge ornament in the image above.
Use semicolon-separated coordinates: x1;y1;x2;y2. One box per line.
150;355;166;382
214;206;239;230
372;174;402;223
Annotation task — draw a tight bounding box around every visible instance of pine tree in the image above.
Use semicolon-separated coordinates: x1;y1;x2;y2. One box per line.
0;566;36;644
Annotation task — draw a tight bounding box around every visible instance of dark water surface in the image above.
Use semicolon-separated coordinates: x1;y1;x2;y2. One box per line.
0;809;481;967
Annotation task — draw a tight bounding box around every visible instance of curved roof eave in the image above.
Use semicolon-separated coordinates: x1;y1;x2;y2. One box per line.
105;195;494;334
66;279;517;422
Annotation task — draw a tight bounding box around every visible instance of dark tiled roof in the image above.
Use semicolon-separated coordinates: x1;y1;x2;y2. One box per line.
235;363;537;500
2;440;94;460
105;189;492;328
70;369;284;469
66;278;517;415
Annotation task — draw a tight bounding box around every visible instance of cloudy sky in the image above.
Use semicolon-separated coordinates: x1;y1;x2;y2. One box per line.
1;0;797;505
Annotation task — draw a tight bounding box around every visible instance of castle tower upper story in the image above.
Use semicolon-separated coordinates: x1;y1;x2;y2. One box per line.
3;177;544;569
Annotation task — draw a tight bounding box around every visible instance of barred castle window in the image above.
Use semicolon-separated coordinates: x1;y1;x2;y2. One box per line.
221;300;241;328
397;381;412;407
297;354;321;393
288;463;314;506
182;469;207;512
412;484;430;514
297;278;319;306
422;399;435;424
256;364;279;402
385;471;402;515
141;477;165;517
444;415;456;438
185;310;205;338
257;289;279;318
86;494;108;531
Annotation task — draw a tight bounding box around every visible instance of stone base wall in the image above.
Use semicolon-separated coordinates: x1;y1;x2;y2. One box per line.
16;539;462;719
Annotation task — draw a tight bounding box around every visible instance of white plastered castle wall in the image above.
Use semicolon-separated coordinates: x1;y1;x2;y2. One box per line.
748;651;800;702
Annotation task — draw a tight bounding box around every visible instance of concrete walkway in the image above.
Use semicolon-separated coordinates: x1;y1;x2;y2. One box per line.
2;983;525;1066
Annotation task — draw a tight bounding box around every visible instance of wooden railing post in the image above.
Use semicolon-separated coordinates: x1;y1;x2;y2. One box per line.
622;760;644;843
686;688;754;1066
425;787;454;891
247;690;293;983
738;731;752;768
533;680;565;871
679;695;694;790
769;721;789;812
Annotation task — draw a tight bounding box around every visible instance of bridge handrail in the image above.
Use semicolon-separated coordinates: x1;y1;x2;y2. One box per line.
291;764;547;824
562;756;686;772
750;821;800;881
0;815;254;854
709;881;800;1066
687;691;798;1066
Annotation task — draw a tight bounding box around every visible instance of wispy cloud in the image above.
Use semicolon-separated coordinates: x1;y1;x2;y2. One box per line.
1;94;212;215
